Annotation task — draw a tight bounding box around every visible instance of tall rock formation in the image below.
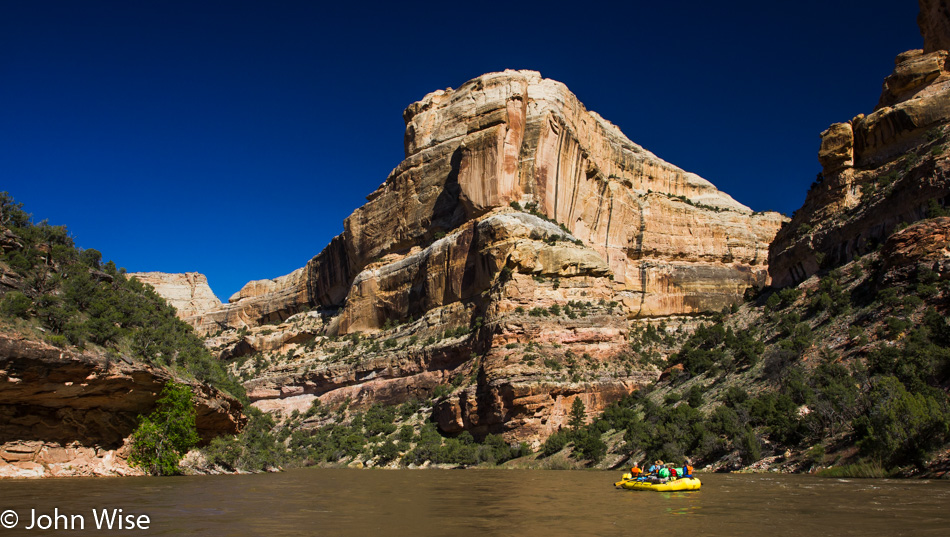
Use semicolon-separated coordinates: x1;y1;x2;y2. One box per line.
189;70;783;336
769;4;950;287
151;71;784;444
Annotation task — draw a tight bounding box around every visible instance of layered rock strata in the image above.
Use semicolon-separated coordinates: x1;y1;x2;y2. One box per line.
770;11;950;287
188;70;783;336
879;216;950;285
153;71;784;443
0;335;244;478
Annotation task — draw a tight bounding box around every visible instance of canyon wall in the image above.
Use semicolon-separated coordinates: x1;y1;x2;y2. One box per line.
769;3;950;287
188;70;783;337
149;71;784;444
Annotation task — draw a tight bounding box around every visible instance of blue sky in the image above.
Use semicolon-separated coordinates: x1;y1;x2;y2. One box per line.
1;1;923;301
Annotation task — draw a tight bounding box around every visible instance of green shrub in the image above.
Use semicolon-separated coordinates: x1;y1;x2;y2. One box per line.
204;407;283;472
803;444;825;467
739;429;762;464
854;375;950;467
708;405;743;438
129;382;200;475
746;392;802;445
0;291;31;318
374;440;400;465
477;434;527;464
570;428;607;463
817;461;892;478
926;199;949;218
722;386;749;408
686;385;705;408
431;384;452;400
541;430;570;457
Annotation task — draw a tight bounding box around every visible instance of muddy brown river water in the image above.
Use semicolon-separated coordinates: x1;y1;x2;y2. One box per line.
1;469;948;536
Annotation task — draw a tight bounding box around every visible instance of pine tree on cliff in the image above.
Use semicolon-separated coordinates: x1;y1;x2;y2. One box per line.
569;398;587;430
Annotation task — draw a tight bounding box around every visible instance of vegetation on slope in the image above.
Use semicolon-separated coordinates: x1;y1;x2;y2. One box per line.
199;398;531;472
193;220;950;476
0;192;244;400
547;237;950;475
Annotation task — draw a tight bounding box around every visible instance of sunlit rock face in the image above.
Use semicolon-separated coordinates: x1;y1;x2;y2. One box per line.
147;71;785;444
769;11;950;288
180;70;783;335
128;272;221;320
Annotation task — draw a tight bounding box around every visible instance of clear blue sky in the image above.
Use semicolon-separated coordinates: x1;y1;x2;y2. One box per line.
1;1;923;301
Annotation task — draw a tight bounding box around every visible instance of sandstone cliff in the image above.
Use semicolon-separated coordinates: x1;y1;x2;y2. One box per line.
148;71;783;445
769;3;950;287
190;70;782;336
129;272;222;321
0;334;244;478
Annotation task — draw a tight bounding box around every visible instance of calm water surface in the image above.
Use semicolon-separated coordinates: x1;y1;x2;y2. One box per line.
1;469;948;536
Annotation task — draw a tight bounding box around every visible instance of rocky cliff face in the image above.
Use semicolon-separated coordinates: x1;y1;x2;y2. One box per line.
0;334;244;478
129;272;222;321
769;5;950;287
149;71;782;445
190;70;782;335
919;0;950;54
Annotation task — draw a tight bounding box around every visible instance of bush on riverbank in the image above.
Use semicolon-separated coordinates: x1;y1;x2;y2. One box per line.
816;461;895;479
129;382;200;475
199;399;533;472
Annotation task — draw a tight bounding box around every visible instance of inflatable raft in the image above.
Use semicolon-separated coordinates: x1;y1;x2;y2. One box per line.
619;477;702;492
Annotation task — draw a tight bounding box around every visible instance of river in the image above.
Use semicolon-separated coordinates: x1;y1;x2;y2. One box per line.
0;470;948;536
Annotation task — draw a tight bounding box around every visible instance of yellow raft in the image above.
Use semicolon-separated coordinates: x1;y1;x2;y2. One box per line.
617;476;702;492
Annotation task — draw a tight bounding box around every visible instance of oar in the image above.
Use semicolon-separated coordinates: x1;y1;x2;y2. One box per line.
615;474;647;487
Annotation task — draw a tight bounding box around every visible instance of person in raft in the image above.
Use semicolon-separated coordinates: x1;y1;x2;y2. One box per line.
682;460;694;478
630;463;642;479
645;460;663;482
